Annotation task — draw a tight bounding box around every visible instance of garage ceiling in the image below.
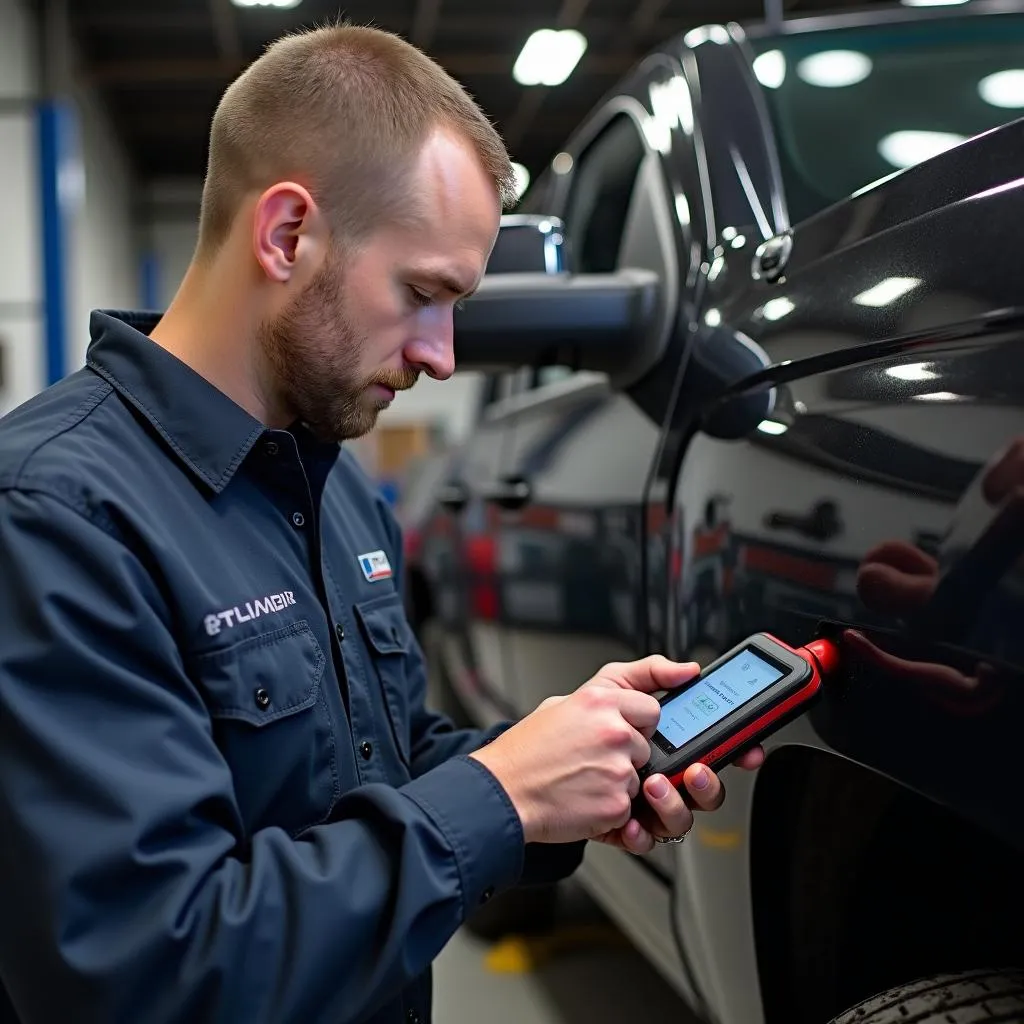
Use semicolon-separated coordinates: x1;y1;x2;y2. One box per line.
64;0;897;183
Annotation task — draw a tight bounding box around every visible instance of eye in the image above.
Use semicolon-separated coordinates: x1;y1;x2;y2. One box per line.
409;286;434;308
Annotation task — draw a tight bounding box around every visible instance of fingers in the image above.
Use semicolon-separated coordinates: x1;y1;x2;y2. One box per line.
856;561;937;615
643;773;695;838
619;818;655;854
733;746;765;770
982;437;1024;505
680;763;726;812
594;655;701;695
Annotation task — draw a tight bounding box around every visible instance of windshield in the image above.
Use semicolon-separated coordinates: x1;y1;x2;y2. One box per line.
749;13;1024;224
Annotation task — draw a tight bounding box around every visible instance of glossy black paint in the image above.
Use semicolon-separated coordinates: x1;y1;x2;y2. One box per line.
404;5;1024;1021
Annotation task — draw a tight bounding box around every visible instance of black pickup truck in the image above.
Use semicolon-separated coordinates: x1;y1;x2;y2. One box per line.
399;4;1024;1021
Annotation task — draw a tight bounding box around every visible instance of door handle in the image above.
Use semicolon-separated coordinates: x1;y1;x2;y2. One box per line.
764;499;842;542
436;480;470;514
481;476;533;512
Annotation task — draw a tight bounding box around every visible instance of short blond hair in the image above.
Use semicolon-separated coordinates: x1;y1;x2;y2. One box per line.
196;22;516;256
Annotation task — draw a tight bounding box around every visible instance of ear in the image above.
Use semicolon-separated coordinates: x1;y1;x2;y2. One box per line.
252;182;328;284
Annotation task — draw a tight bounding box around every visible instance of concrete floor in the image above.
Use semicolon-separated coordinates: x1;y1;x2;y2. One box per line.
432;883;697;1024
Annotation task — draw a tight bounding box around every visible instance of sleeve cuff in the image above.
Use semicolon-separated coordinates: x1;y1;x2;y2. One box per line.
401;754;525;914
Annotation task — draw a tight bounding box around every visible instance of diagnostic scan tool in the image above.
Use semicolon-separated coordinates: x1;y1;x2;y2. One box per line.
640;633;840;790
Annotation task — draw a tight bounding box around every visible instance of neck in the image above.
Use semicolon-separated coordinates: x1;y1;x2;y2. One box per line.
149;251;283;426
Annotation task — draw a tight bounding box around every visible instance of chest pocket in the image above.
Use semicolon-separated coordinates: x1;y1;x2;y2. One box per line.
189;621;338;838
355;593;414;769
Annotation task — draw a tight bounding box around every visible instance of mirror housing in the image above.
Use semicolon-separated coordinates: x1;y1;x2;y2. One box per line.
485;214;568;275
453;269;661;377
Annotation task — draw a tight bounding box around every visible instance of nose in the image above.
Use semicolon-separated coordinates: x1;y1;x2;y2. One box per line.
403;314;456;381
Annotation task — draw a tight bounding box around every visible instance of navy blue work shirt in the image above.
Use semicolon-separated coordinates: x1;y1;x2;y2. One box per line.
0;310;584;1024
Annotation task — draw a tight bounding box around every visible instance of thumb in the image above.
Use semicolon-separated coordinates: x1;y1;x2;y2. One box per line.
593;655;700;694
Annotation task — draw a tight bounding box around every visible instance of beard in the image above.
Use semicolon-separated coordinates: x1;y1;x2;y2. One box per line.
257;251;418;443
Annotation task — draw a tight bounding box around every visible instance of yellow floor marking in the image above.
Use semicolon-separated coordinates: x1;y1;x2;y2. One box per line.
484;924;630;974
694;826;742;849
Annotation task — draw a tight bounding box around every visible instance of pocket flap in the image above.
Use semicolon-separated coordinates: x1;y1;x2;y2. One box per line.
191;621;326;727
355;595;411;656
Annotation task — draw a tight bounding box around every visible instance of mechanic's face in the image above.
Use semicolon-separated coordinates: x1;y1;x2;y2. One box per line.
259;128;500;442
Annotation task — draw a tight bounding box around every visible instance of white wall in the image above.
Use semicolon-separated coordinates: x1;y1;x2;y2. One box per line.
0;0;140;414
144;178;203;309
0;0;45;412
66;74;139;370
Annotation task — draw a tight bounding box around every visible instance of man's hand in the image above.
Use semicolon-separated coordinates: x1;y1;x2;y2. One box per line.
468;655;764;852
583;655;764;855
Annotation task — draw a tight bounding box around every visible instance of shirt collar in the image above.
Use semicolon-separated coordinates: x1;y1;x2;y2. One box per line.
86;309;267;494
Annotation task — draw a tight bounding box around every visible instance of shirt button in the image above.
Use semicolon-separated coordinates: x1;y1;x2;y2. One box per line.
291;512;306;528
335;622;345;643
264;440;279;456
360;741;373;760
254;688;271;710
480;886;495;904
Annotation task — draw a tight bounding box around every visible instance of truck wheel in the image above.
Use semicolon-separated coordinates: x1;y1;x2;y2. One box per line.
829;969;1024;1023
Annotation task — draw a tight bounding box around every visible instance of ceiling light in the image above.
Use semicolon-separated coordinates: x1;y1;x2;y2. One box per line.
797;50;872;88
753;50;786;89
551;151;573;175
853;277;922;307
704;308;722;327
979;69;1024;108
231;0;302;7
513;29;587;87
762;297;795;321
758;420;789;435
900;0;969;5
878;130;966;169
511;162;531;200
684;25;731;48
887;362;937;381
675;193;691;226
912;391;962;402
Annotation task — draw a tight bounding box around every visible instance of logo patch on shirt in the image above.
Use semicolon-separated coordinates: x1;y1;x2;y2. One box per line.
358;549;393;582
204;590;296;637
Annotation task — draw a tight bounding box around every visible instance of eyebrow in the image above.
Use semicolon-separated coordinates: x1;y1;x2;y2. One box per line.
413;267;478;299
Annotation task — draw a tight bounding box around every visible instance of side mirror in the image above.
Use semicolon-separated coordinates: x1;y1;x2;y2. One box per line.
455;214;661;378
485;214;568;275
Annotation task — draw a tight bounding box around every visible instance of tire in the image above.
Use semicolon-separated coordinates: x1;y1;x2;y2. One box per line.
829;969;1024;1023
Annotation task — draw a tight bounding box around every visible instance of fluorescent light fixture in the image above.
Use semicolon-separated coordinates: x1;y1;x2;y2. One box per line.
758;420;789;435
979;69;1024;108
901;0;969;5
511;162;531;200
762;297;796;321
513;29;587;87
887;362;937;381
232;0;302;7
797;50;872;88
912;391;962;401
753;50;786;89
731;233;747;249
704;308;722;327
853;277;922;307
878;130;966;169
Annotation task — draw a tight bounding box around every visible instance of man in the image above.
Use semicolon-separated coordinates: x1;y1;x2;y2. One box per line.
0;23;762;1024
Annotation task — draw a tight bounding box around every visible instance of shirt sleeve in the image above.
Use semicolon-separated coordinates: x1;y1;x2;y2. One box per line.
0;486;525;1024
